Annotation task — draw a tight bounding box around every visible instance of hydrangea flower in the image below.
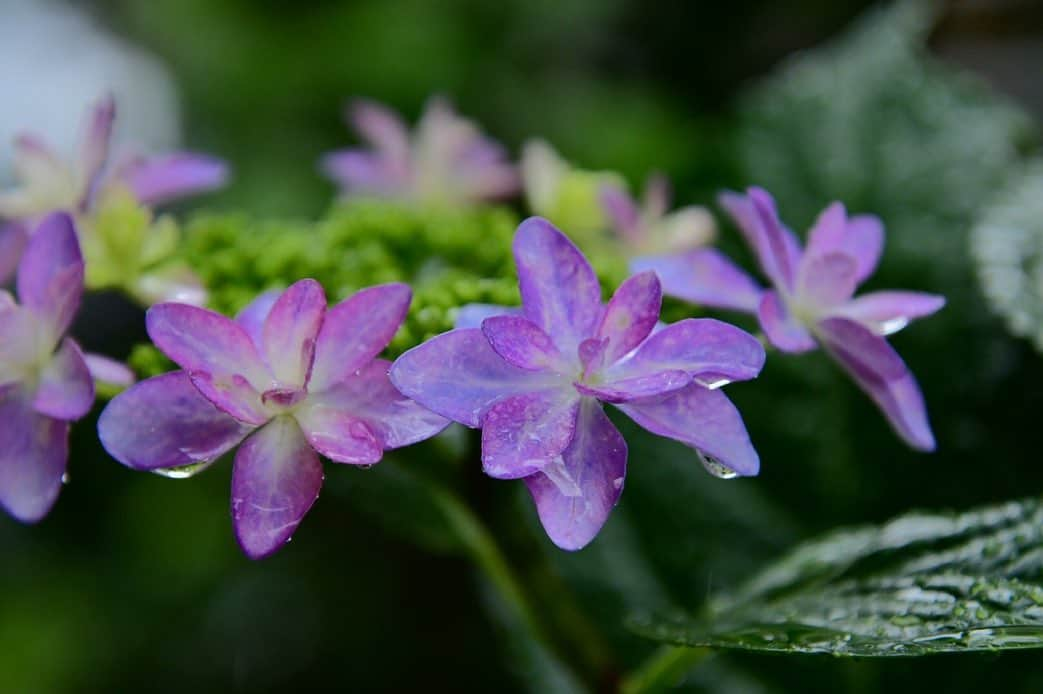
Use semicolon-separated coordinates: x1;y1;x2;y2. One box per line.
98;280;449;558
390;217;765;550
0;94;228;284
643;186;945;451
601;174;716;257
0;213;97;522
520;139;623;234
322;97;519;206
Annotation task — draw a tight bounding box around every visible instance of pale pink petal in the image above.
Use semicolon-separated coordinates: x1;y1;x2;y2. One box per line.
231;416;324;559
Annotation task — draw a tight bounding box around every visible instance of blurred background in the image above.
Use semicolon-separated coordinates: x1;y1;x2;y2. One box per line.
2;0;1042;691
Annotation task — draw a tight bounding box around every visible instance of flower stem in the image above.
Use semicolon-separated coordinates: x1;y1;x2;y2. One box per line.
620;645;712;694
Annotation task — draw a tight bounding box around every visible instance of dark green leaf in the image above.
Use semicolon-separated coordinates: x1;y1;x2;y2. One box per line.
631;497;1043;656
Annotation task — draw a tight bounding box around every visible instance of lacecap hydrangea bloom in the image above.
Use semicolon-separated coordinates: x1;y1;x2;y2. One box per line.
321;97;519;206
0;94;228;285
642;186;945;451
601;173;716;257
390;217;765;550
0;213;123;522
98;280;448;558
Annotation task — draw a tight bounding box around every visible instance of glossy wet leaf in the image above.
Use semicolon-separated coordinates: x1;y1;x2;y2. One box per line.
630;497;1043;656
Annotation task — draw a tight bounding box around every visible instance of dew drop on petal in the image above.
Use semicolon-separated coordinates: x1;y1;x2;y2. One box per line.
698;450;738;479
61;472;70;485
152;458;217;479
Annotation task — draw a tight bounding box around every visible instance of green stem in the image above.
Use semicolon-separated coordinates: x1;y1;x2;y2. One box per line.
428;484;547;643
620;646;712;694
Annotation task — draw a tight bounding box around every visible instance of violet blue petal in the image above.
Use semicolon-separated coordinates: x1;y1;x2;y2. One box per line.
575;370;691;403
0;221;28;286
631;248;762;313
98;372;252;471
231;416;324;560
120;153;229;205
389;328;560;428
758;291;817;353
830;291;946;335
604;318;766;384
453;303;519;329
480;389;580;479
817;317;936;451
304;358;449;449
617;383;760;476
524;399;627;551
596;271;661;367
83;353;135;387
796;251;858;309
293;405;382;466
261;279;326;387
308;283;411;391
33;338;93;420
513;217;603;352
146;303;269;390
481;315;568;372
0;385;68;523
235;289;281;351
17;212;83;337
80;95;116;197
188;370;270;425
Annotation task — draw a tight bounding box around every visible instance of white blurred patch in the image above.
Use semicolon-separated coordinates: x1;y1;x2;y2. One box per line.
0;0;181;184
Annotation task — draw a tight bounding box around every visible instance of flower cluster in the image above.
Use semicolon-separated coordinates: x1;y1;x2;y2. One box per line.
0;94;946;560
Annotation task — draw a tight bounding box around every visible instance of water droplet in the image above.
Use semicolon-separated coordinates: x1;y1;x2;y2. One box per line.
153;459;216;479
698;450;738;479
61;473;70;484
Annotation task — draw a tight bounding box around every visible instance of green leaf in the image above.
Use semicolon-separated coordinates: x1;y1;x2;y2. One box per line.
971;160;1043;352
630;497;1043;656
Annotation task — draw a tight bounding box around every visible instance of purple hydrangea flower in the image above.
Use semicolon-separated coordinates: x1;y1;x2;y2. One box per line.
642;186;945;451
321;97;519;206
0;213;95;522
98;280;449;559
0;94;228;282
390;217;764;550
601;173;716;256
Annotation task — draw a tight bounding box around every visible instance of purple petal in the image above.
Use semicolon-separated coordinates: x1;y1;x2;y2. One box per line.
642;174;671;220
33;338;93;420
481;389;580;479
98;372;252;471
631;248;763;313
481;315;568;372
575;370;691;403
796;251;858;309
321;150;407;195
601;183;641;242
261;279;326;387
188;371;270;425
389;328;561;427
80;94;116;197
303;358;448;449
119;153;229;205
605;318;766;385
83;353;135;387
830;291;946;335
293;406;382;466
719;188;801;291
231;416;324;559
454;303;520;329
17;212;83;336
805;202;884;284
596;271;661;366
524;399;627;551
235;289;281;351
758;291;817;353
513;217;603;352
617;383;760;476
146;303;269;390
350;99;411;161
308;283;411;391
0;221;28;285
0;385;68;523
817;317;935;451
